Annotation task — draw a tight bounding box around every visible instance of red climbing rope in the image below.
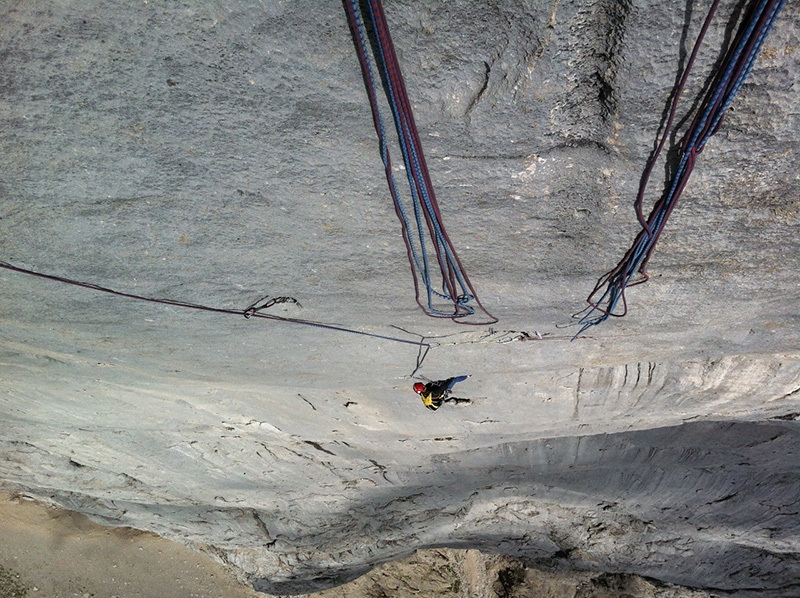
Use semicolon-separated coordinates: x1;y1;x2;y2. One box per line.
577;0;786;335
343;0;496;324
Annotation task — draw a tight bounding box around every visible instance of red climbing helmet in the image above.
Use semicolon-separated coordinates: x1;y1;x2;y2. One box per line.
413;382;425;394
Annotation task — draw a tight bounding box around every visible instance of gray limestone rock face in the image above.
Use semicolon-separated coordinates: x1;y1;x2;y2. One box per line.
1;0;799;595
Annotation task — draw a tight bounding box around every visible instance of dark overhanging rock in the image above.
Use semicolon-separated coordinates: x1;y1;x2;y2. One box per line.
1;0;798;595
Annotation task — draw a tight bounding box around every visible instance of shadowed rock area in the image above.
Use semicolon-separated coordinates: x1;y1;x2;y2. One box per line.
1;0;798;595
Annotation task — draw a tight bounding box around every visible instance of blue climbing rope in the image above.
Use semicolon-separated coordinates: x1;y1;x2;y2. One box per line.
343;0;496;324
577;0;785;335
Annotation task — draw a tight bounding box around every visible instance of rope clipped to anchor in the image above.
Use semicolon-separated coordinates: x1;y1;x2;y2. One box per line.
343;0;496;324
577;0;785;335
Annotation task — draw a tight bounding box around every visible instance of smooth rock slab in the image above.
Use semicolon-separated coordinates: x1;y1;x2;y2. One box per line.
1;0;799;594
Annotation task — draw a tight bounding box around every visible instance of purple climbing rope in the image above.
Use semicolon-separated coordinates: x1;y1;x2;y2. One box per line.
577;0;785;335
343;0;496;324
0;260;429;349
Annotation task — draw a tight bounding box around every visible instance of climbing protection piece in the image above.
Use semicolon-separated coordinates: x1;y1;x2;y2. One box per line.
343;0;496;324
577;0;785;335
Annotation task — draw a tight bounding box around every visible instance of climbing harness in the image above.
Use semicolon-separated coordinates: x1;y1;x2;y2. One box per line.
413;376;469;410
343;0;496;324
577;0;786;335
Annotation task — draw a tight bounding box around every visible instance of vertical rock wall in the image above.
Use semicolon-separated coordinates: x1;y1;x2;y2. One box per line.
1;0;799;594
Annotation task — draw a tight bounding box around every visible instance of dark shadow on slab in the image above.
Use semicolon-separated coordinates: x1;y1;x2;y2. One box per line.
256;419;800;596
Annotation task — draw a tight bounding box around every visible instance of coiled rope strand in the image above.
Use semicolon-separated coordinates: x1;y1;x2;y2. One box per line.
577;0;785;335
343;0;496;324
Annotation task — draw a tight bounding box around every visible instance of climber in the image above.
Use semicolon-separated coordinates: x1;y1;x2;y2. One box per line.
413;376;470;410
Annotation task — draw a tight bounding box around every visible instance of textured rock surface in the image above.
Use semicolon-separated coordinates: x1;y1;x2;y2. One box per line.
276;547;719;598
1;0;799;595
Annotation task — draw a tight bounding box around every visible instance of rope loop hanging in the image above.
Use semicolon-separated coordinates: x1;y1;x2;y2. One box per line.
343;0;496;325
576;0;785;336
